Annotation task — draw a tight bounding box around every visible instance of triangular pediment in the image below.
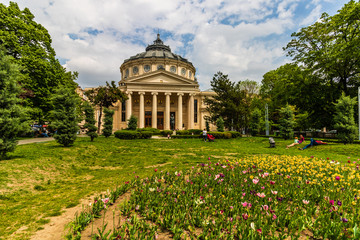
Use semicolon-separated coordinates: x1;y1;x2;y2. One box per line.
125;71;198;86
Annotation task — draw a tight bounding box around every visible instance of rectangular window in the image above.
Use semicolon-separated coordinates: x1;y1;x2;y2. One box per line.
194;99;198;123
121;101;126;122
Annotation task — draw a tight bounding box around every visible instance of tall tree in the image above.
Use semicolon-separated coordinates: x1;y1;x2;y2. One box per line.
284;1;360;95
49;87;80;147
0;49;29;159
0;2;78;121
334;92;357;144
205;72;245;131
82;101;98;142
85;81;127;133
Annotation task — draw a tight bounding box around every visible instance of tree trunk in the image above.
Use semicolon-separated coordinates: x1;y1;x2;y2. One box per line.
97;106;102;134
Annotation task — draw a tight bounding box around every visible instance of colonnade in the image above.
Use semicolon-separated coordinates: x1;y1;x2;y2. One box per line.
125;91;196;130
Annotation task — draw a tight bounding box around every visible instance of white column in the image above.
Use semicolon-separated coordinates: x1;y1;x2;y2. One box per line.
177;93;184;130
152;92;158;128
125;91;132;121
139;92;145;128
188;93;195;129
165;92;171;130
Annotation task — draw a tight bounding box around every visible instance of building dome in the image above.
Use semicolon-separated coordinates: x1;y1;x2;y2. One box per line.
123;34;193;66
120;34;196;81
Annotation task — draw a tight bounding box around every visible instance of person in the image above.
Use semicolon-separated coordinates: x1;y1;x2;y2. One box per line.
299;138;327;150
202;128;207;142
287;135;305;149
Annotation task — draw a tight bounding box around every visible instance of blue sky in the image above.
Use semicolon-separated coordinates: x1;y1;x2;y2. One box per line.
0;0;348;90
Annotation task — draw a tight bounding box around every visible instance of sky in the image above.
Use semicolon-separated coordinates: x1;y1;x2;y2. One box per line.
1;0;348;90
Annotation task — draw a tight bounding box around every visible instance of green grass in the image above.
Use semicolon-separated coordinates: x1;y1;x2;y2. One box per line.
0;136;359;239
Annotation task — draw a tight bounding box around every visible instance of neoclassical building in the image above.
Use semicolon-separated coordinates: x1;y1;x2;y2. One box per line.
83;34;215;131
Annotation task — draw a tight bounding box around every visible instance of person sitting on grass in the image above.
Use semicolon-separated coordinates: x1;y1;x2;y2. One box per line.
299;138;327;150
287;134;305;149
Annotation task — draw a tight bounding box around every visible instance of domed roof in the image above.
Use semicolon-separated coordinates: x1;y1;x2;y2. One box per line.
123;34;193;66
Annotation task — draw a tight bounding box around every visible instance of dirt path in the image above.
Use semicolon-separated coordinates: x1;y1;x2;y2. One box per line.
30;193;100;240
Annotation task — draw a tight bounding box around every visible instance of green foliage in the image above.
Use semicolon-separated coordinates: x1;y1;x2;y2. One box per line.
228;131;242;138
102;108;114;138
205;72;259;132
138;131;153;139
0;2;78;121
136;128;160;135
216;116;225;132
85;81;127;133
176;130;190;135
205;120;210;132
0;50;29;158
114;130;140;139
250;108;262;136
295;111;310;131
160;130;173;137
82;101;98;141
188;129;203;135
207;131;232;139
49;87;80;147
334;93;357;143
127;115;138;130
279;104;295;140
284;1;360;95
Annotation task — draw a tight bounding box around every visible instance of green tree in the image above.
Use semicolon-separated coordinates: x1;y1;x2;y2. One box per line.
284;1;360;95
102;108;114;138
82;101;98;141
250;108;262;136
49;87;80;147
205;120;210;132
205;72;257;131
85;81;127;133
0;2;78;121
334;93;357;143
216;116;225;132
127;115;138;130
279;104;295;140
0;49;29;158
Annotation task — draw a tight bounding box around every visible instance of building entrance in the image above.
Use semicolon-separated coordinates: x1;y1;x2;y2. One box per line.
157;112;164;130
145;111;152;128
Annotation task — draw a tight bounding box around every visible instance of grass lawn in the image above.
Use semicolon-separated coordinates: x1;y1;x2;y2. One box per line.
0;136;359;239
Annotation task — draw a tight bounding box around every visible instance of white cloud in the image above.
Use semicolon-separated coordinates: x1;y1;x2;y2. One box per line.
0;0;340;89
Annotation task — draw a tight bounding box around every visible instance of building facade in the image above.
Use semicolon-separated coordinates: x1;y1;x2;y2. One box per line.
83;34;215;131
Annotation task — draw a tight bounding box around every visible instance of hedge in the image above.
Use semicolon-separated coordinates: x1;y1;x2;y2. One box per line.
176;130;190;135
171;135;201;139
208;131;232;139
137;128;161;135
228;131;242;138
114;130;140;139
139;131;153;139
160;130;173;137
188;129;203;135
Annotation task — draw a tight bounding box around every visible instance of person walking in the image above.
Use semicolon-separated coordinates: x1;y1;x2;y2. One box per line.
202;128;207;142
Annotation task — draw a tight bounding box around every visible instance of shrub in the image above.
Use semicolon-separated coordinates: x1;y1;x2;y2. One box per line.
137;128;160;135
279;104;295;140
176;130;190;135
127;115;138;130
160;130;173;137
216;117;225;132
188;129;203;135
139;131;153;139
171;135;201;139
334;92;357;143
228;131;241;138
82;101;98;141
114;130;140;139
208;131;232;139
102;108;114;138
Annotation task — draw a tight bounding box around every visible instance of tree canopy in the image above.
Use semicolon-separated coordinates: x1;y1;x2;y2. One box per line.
284;0;360;95
85;81;127;133
0;2;78;121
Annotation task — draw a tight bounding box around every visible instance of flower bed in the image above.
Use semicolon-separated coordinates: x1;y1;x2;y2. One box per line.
67;155;360;239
